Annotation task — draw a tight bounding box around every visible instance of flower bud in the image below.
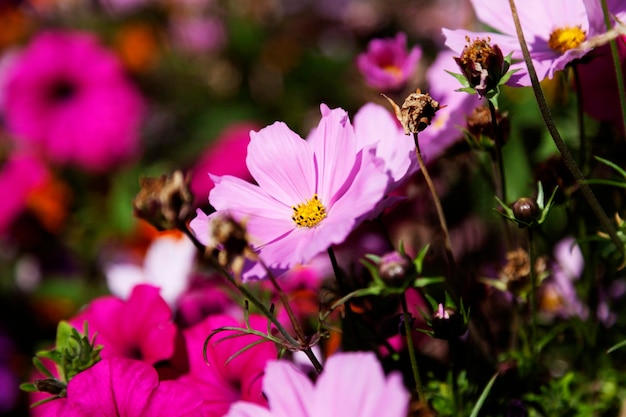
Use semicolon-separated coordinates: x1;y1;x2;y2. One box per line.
133;170;193;231
431;303;467;340
378;251;415;287
512;197;539;224
454;36;508;97
34;378;66;395
465;105;510;151
382;88;443;134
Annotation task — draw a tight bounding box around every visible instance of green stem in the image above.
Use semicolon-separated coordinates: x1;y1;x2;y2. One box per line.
401;292;425;400
507;0;626;262
527;228;537;362
600;0;626;136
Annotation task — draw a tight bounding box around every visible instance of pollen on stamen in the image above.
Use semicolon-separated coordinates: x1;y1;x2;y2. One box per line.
548;26;586;53
291;194;327;228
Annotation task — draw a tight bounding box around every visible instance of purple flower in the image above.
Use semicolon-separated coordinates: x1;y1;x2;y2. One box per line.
3;30;145;172
356;33;422;91
33;358;203;417
442;0;606;86
226;351;409;417
0;152;48;234
69;284;177;364
190;105;390;280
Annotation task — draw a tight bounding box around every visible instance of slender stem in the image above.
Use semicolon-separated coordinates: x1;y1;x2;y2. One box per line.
401;292;425;400
507;0;626;261
527;228;537;362
181;224;324;373
600;0;626;136
413;132;456;270
487;101;507;203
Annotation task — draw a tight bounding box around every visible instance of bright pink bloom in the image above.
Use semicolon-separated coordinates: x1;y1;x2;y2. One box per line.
0;152;48;234
356;33;422;91
190;123;256;206
190;105;390;280
33;358;203;417
70;284;177;364
226;351;409;417
178;314;278;416
3;30;145;172
443;0;606;86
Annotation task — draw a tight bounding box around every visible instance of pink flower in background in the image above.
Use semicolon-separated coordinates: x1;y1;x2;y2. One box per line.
70;285;177;364
420;50;479;156
3;30;145;172
106;233;197;307
0;152;48;234
170;14;227;54
442;0;605;86
226;351;409;417
356;33;422;91
190;123;256;206
178;314;277;416
191;105;390;280
33;358;203;417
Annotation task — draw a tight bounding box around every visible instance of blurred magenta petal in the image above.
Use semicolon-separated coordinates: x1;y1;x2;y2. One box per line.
3;30;145;172
356;33;422;91
70;285;177;364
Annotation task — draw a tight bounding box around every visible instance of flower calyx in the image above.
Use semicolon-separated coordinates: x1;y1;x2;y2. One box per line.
495;182;558;229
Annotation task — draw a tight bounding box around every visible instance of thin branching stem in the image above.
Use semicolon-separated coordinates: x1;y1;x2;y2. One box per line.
507;0;625;262
401;292;425;400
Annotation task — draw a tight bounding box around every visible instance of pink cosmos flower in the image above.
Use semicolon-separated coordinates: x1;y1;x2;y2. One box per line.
33;358;203;417
3;30;145;172
106;233;197;307
190;123;256;206
190;105;390;280
178;314;278;416
356;33;422;91
69;284;177;364
0;152;48;234
442;0;606;86
226;351;409;417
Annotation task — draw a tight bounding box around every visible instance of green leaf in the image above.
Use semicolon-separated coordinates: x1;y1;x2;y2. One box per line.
20;383;38;393
594;155;626;179
445;70;470;88
413;276;445;288
469;373;498;417
55;321;74;353
413;244;430;274
607;339;626;354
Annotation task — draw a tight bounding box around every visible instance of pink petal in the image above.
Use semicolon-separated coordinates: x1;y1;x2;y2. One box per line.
263;361;314;417
247;122;316;205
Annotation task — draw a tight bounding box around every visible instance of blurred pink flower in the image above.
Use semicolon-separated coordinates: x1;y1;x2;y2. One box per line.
3;30;145;172
190;123;256;206
577;35;626;130
170;14;227;54
33;358;203;417
70;284;177;364
0;152;48;234
226;351;409;417
356;33;422;91
443;0;606;86
190;105;390;280
178;314;277;416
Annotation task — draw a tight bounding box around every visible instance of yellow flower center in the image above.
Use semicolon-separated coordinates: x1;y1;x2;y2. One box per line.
382;65;402;78
291;194;327;228
548;26;586;53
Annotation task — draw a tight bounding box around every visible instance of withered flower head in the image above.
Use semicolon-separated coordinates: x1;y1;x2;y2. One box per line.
382;88;443;134
465;105;510;150
209;213;258;279
133;170;193;231
499;248;547;295
454;36;508;97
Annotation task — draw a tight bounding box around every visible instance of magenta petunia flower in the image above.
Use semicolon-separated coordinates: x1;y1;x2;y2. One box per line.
190;104;390;280
226;351;409;417
3;30;145;172
33;358;203;417
69;284;177;364
178;314;278;416
0;152;48;234
356;33;422;91
442;0;606;86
